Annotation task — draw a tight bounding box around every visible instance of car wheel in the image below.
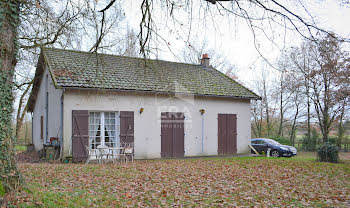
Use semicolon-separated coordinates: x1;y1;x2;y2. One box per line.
271;150;280;157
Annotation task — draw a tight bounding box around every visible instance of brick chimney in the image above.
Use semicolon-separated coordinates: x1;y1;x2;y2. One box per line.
200;53;210;68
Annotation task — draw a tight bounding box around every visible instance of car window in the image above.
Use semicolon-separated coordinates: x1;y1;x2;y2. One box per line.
251;140;257;144
266;139;281;146
256;140;265;145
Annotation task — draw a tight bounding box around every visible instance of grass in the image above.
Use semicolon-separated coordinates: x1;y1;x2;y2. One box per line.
0;181;5;197
14;152;350;207
15;145;27;153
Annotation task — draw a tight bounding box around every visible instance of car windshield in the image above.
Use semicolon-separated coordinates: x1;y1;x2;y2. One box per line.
265;139;281;146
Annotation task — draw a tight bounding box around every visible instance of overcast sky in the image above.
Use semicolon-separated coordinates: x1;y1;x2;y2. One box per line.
121;0;350;85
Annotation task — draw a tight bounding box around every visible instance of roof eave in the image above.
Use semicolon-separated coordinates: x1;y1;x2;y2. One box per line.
60;86;261;100
27;52;45;112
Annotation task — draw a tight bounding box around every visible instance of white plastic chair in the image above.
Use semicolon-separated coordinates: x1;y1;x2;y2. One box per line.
85;145;100;164
97;144;113;164
122;143;134;163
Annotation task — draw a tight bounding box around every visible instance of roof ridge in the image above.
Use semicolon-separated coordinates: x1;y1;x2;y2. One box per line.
42;47;206;68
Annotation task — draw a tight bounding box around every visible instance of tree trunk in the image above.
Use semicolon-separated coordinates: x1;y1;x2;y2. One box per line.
306;78;311;141
15;82;32;141
290;95;299;147
0;0;23;193
278;74;283;137
338;101;346;148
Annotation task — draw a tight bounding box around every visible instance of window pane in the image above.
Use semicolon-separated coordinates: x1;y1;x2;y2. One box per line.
89;112;102;149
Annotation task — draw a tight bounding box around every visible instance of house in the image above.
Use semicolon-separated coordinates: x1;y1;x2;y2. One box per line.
27;48;260;161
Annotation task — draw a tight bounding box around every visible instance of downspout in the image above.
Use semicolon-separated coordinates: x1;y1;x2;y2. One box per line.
59;89;64;160
31;112;34;145
201;114;204;153
45;73;49;144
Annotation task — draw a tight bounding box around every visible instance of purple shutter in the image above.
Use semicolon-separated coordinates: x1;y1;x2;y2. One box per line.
172;112;184;157
227;114;237;154
218;114;227;154
161;112;172;158
120;111;134;145
72;110;89;162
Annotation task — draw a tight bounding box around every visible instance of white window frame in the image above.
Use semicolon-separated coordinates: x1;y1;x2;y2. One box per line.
88;111;120;149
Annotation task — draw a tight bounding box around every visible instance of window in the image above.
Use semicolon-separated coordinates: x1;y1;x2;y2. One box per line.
89;112;119;149
256;140;266;145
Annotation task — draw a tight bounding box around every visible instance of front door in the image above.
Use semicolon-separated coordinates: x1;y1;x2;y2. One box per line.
161;112;185;158
218;114;237;154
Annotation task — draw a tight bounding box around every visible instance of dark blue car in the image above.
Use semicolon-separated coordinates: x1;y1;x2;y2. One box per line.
251;138;297;157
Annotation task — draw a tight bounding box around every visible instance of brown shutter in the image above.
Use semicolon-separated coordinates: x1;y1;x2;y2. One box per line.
120;111;134;145
173;112;184;157
72;110;89;162
218;114;226;154
227;114;237;154
161;112;172;158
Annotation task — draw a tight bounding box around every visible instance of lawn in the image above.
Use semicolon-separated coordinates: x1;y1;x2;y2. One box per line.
13;152;350;207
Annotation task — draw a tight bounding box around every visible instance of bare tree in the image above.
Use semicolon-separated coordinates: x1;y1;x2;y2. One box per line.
308;35;350;142
90;0;349;60
288;42;315;141
285;71;304;146
251;99;264;138
251;67;276;137
180;39;238;76
274;55;293;137
14;0;128;142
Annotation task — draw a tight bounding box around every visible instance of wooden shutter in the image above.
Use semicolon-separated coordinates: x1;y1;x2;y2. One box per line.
227;114;237;154
120;111;134;145
72;110;89;162
218;114;227;154
161;112;172;158
173;112;185;157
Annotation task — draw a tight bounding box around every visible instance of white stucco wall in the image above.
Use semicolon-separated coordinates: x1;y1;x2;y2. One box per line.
32;66;63;151
63;89;252;159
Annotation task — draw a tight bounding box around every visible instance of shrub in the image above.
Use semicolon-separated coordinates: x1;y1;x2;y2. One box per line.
0;180;4;197
317;142;339;163
269;136;291;146
302;129;319;151
328;136;337;145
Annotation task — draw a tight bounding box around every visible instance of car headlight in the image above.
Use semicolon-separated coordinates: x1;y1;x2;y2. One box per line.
290;147;297;153
280;147;289;151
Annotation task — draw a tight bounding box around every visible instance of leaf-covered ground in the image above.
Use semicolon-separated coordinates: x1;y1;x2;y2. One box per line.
13;152;350;207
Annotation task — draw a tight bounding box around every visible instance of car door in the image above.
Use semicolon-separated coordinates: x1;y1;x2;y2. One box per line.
251;139;263;153
253;139;267;154
259;140;269;153
251;140;258;153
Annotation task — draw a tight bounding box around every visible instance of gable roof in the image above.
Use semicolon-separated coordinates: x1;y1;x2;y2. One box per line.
28;47;260;112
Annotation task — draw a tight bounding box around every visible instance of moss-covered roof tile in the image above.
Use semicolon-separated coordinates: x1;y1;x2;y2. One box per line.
42;47;260;99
